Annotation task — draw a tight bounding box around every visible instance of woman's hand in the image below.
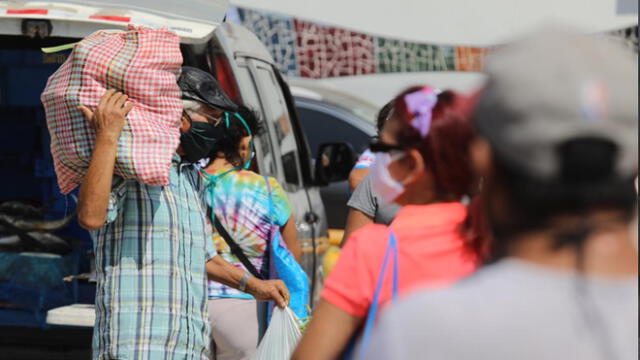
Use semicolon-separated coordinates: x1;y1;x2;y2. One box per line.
78;89;133;143
246;278;290;308
206;256;290;308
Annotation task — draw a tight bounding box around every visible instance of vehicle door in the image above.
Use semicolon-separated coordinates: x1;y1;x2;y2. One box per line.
229;57;327;300
295;100;374;229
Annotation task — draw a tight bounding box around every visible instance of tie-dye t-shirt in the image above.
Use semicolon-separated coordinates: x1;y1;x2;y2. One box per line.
203;168;291;299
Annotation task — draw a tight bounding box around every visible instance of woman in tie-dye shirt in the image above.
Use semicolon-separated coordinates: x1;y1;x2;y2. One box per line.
202;104;301;360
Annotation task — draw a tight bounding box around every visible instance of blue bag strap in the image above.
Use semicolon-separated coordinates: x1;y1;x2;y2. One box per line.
357;231;399;359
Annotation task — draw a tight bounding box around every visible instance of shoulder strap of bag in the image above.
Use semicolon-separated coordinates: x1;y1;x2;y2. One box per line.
205;168;263;280
358;230;399;359
214;216;263;280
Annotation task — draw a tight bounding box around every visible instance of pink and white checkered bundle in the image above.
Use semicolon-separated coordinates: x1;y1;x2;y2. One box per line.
41;25;183;194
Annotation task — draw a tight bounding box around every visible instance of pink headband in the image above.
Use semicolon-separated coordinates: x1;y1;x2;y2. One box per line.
403;87;440;137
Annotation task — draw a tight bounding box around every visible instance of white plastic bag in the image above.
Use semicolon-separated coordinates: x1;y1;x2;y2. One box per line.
252;306;302;360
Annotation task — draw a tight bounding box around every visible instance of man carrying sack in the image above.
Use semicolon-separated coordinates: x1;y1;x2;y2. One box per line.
44;27;288;359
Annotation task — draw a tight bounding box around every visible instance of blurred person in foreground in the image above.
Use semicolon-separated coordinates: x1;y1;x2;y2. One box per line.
292;86;488;360
364;28;638;360
202;104;301;360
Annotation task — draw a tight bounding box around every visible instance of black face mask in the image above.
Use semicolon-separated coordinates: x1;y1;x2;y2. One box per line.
180;121;223;163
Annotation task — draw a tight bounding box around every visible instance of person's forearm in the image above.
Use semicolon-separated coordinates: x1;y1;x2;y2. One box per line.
77;135;119;230
206;255;289;306
282;216;302;263
340;209;373;247
206;255;248;289
292;300;363;360
76;90;131;231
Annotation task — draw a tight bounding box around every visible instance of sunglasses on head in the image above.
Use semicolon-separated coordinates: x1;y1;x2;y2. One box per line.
183;109;223;124
369;139;405;153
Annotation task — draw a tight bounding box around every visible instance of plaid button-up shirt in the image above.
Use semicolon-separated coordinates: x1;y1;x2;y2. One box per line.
91;156;217;360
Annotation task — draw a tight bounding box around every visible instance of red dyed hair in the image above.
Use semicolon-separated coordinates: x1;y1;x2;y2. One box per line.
394;87;474;198
393;86;490;259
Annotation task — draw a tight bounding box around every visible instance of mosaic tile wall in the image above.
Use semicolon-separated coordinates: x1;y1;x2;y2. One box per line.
230;6;638;78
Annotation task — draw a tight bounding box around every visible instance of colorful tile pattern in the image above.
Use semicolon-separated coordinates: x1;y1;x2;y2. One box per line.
376;38;456;73
455;46;489;72
228;6;638;79
238;8;299;75
294;19;376;78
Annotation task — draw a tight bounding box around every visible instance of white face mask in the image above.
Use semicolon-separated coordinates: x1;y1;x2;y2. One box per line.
370;152;406;204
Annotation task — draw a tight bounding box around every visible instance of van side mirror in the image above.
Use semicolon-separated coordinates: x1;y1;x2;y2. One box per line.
315;143;356;186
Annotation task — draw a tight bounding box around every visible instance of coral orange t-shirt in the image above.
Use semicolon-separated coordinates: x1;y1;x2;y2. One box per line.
322;203;478;317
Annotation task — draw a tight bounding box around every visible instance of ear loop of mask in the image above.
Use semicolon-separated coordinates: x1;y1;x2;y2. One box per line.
225;112;255;170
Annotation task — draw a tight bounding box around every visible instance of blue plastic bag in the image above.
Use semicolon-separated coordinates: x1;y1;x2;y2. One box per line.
269;231;310;320
265;176;310;321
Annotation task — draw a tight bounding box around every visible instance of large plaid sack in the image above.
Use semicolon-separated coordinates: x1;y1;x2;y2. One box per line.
41;25;183;194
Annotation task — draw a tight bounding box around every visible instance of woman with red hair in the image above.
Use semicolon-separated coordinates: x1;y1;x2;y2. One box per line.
292;86;488;360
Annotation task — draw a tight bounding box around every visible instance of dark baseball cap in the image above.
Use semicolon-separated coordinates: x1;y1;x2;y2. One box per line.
178;66;238;113
474;28;638;181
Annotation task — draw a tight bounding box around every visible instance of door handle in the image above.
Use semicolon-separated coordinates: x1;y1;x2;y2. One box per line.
304;212;319;224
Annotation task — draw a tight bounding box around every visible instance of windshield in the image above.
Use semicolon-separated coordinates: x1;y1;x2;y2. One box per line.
291;84;379;124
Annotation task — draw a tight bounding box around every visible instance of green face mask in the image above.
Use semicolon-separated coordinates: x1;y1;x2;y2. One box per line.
225;112;255;170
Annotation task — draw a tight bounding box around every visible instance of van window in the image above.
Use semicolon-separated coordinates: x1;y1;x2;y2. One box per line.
213;52;241;103
253;65;302;186
296;105;371;157
234;64;277;177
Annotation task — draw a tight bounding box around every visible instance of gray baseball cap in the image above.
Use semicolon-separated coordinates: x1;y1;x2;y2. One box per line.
474;27;638;181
